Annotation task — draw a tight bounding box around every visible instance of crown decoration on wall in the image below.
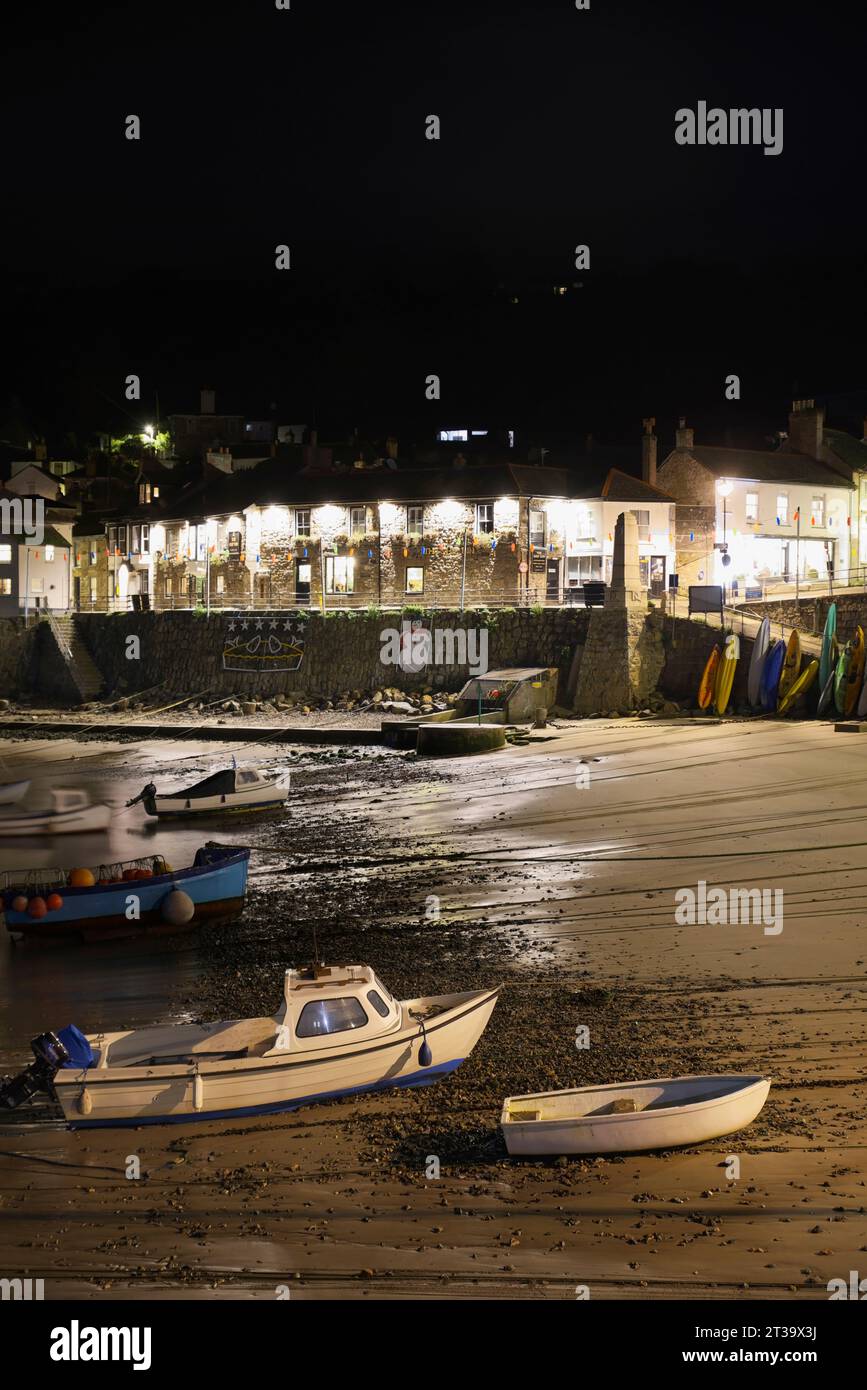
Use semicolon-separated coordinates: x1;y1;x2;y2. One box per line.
222;612;306;673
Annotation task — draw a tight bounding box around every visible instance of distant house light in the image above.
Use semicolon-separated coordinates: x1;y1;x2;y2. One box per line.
438;429;468;442
508;430;515;449
471;430;488;437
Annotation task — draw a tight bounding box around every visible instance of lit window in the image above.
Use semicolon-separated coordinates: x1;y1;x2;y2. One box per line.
295;508;311;537
529;508;545;547
325;556;355;594
745;492;759;523
89;577;97;602
776;494;789;524
349;506;366;535
295;997;368;1038
0;578;11;595
216;574;225;594
406;566;424;594
406;504;424;534
165;577;172;597
141;524;150;555
476;503;495;534
438;429;468;442
0;544;11;563
45;545;55;562
89;548;97;566
630;509;651;542
812;496;825;526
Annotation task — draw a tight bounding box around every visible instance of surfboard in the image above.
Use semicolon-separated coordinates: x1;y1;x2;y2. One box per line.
817;649;837;716
760;640;786;712
777;658;819;716
833;645;851;715
776;630;802;709
842;626;865;716
747;618;771;707
714;633;740;715
819;603;837;691
698;646;721;709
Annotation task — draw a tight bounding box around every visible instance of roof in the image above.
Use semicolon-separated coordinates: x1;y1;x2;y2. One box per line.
26;525;70;549
670;445;853;489
824;429;867;475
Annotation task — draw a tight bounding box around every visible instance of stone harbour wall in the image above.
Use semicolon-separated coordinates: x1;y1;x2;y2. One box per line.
744;592;867;643
0;618;37;702
73;608;592;703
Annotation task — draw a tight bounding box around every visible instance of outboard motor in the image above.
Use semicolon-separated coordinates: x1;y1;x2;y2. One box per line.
0;1031;69;1110
125;782;156;809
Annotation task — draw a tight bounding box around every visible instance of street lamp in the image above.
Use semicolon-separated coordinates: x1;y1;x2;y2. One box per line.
717;479;733;600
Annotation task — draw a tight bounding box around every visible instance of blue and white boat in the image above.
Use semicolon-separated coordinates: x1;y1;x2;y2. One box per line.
127;766;287;820
1;843;250;943
0;964;499;1128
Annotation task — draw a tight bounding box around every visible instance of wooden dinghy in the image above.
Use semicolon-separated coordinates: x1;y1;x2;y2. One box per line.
0;779;30;805
0;788;111;837
0;963;499;1128
501;1073;771;1155
127;766;287;819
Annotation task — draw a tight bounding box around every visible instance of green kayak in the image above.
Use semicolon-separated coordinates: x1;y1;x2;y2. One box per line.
833;644;851;715
820;602;837;691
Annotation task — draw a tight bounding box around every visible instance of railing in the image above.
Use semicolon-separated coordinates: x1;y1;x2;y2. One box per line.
43;608;74;663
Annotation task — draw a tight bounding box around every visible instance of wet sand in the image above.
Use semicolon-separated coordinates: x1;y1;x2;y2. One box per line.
1;717;866;1298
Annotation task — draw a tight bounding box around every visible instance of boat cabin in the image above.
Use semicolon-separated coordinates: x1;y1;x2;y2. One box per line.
271;964;402;1052
51;789;91;814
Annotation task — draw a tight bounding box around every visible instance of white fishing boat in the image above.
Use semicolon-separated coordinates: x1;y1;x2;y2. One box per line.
1;964;499;1128
0;779;30;805
127;766;287;819
0;788;111;837
501;1074;771;1156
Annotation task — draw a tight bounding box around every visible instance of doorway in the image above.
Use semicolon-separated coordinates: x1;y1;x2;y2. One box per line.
545;558;561;602
295;559;311;605
650;555;666;597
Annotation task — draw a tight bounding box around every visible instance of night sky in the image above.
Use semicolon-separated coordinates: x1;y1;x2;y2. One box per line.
4;0;866;448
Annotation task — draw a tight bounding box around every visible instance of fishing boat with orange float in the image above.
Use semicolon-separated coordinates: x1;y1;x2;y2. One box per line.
0;843;250;943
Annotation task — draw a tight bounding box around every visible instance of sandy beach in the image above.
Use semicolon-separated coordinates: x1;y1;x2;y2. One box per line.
1;715;866;1299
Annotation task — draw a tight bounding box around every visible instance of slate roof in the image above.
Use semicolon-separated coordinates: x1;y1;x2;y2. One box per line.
676;446;852;489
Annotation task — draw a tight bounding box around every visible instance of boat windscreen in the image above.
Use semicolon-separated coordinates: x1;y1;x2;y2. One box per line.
163;769;237;800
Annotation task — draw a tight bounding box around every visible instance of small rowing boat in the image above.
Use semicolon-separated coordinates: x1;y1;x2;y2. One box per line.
127;766;287;819
0;779;30;805
1;842;250;942
0;788;111;837
0;963;499;1127
501;1073;771;1155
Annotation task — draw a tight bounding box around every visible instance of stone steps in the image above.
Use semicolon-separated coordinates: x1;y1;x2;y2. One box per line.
48;615;105;699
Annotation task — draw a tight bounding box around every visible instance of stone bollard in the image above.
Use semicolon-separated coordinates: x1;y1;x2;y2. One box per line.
534;706;547;729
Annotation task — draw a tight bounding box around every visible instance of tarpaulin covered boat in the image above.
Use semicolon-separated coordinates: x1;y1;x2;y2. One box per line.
127;766;287;819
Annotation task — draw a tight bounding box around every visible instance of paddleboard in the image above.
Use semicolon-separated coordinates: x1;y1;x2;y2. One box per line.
760;640;786;712
776;629;802;709
714;633;740;715
843;626;865;716
747;617;771;706
698;646;721;709
777;658;819;716
833;645;851;715
819;603;837;691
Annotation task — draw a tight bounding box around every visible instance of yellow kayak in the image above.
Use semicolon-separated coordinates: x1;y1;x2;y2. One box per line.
776;630;802;709
714;633;740;715
698;646;721;709
778;658;819;716
844;626;865;715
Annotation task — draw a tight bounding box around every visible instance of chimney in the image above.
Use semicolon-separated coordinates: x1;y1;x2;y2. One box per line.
787;399;824;459
675;416;694;451
641;417;657;486
200;388;216;415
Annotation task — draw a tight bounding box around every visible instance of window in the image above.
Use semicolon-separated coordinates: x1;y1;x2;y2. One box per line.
776;494;789;525
141;523;150;555
438;429;468;442
325;556;355;594
89;547;97;566
138;483;152;504
373;974;393;1003
812;496;825;526
405;565;424;594
367;990;390;1018
566;556;603;584
295;996;368;1038
631;509;652;542
406;504;424;534
476;502;495;534
165;577;172;597
349;506;367;535
745;492;759;524
131;524;140;554
0;578;11;595
108;525;117;553
44;545;55;562
89;577;97;602
529;508;545;547
295;508;311;537
216;574;225;595
117;525;128;555
0;544;11;563
140;570;149;595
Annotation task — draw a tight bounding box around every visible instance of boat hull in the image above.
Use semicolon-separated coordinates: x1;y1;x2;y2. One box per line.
53;989;498;1127
145;786;286;819
0;805;112;836
501;1074;771;1156
2;850;250;942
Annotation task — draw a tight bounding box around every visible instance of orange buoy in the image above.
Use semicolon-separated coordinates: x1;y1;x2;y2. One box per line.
11;895;28;913
46;893;64;911
27;896;48;918
134;868;153;879
69;867;96;888
122;868;139;881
